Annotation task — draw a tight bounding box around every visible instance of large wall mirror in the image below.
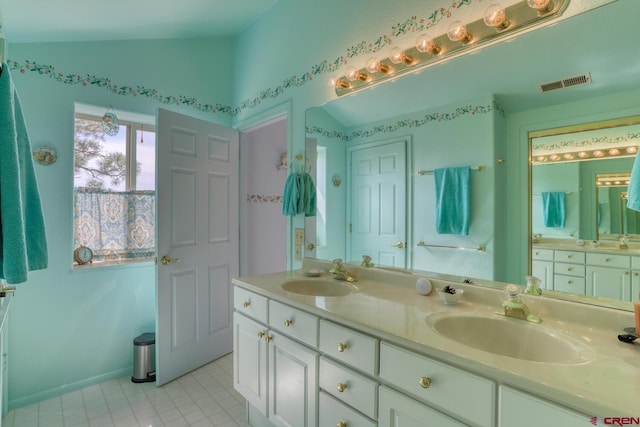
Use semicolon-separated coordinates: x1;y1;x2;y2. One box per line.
303;0;639;310
529;116;640;303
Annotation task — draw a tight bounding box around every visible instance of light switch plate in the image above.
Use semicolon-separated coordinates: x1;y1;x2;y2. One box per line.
294;245;302;261
294;228;305;245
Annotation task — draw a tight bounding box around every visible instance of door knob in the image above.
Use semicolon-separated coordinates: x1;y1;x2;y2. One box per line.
391;241;405;249
160;255;181;265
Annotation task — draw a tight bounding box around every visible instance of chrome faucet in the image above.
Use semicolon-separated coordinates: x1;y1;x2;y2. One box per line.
330;259;357;282
496;284;541;323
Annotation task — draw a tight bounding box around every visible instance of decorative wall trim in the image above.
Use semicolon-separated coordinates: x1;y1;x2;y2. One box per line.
6;1;478;116
532;132;640;153
246;194;283;203
306;100;505;141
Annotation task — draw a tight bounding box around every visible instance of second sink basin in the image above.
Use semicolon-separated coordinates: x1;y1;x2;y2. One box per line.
427;312;593;364
281;279;358;297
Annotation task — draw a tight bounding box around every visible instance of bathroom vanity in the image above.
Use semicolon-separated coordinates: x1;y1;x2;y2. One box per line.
232;259;639;427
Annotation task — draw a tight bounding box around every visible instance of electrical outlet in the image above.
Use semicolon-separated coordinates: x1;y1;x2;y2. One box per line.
294;245;302;261
294;228;305;245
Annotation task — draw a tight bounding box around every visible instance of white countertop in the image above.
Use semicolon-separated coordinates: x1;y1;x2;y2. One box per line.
232;261;640;417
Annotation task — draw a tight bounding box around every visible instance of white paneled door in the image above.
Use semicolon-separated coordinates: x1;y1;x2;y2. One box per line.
348;139;407;268
156;109;239;385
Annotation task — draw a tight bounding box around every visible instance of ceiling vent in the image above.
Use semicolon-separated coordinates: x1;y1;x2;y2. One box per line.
539;73;592;93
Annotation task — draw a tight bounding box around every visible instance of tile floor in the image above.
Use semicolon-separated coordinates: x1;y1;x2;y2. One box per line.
2;353;251;427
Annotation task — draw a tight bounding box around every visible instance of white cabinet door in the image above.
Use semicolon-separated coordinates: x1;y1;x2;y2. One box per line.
379;386;465;427
532;260;553;290
268;331;318;427
586;266;631;301
499;386;589;427
233;313;268;415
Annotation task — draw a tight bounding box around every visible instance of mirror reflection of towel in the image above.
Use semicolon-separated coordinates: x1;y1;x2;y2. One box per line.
542;192;566;228
434;167;470;235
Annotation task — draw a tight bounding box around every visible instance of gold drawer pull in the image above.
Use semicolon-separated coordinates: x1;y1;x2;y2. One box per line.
265;336;273;343
568;280;573;284
243;301;250;308
567;255;572;259
567;268;572;271
337;342;347;352
606;258;611;262
419;377;431;389
337;383;347;392
257;331;265;339
337;422;348;427
284;319;293;327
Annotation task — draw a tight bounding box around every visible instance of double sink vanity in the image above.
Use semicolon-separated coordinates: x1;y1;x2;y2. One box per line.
232;258;639;427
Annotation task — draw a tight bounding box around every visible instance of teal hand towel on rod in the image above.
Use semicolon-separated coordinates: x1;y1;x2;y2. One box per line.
0;62;48;284
282;154;316;217
434;166;470;235
541;192;566;228
628;153;640;211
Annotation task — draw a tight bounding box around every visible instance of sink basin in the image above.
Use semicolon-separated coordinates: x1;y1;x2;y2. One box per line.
427;313;592;364
281;279;358;297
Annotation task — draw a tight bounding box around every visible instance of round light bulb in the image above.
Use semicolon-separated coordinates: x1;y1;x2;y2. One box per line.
578;151;589;158
609;148;620;156
527;0;554;13
483;4;510;30
627;146;638;154
549;154;561;161
345;66;368;82
330;76;350;89
415;34;441;54
593;150;604;157
365;57;390;74
389;47;414;65
447;21;472;43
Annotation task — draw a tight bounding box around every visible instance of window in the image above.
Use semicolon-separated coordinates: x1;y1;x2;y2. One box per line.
73;110;156;265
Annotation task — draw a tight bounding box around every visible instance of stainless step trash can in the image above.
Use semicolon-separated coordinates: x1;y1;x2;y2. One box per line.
131;332;156;383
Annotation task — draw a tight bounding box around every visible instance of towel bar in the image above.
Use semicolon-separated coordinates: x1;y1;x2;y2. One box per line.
417;165;485;176
417;241;485;252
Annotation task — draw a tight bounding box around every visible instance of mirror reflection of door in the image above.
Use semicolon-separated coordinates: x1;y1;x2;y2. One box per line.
348;140;407;268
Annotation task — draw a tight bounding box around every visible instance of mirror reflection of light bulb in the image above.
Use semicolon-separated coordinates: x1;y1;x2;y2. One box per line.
527;0;554;13
447;21;472;43
578;151;589;158
483;4;510;30
627;146;638;154
415;34;442;55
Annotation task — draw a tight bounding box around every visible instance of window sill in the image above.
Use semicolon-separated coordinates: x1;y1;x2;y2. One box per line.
72;258;155;271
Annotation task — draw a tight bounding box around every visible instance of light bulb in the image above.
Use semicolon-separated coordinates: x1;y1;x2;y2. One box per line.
345;66;368;82
627;146;638;154
389;47;414;65
563;153;574;160
593;150;604;157
365;57;390;74
447;21;472;43
578;152;589;159
527;0;554;13
609;148;620;156
415;34;441;55
549;154;561;161
330;76;350;89
483;4;510;30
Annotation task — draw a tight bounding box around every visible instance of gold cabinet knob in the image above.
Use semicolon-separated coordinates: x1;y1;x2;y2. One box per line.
284;319;293;327
337;383;347;392
265;336;273;343
337;342;347;352
419;376;431;389
242;301;251;308
337;422;348;427
625;271;630;275
257;331;265;339
160;255;181;265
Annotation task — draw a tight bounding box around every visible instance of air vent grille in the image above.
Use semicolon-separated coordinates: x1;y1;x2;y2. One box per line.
539;73;592;93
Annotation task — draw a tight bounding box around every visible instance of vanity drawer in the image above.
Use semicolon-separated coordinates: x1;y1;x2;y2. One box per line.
319;391;376;427
268;300;319;347
234;286;268;323
320;357;378;419
553;262;585;277
532;248;554;261
553;275;586;295
586;253;630;269
554;250;585;264
320;320;379;376
379;342;495;427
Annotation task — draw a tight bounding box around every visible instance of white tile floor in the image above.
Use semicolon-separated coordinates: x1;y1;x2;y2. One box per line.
2;353;251;427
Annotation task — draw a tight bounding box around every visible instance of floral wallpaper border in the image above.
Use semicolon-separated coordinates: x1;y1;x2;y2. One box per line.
246;194;283;203
306;101;505;142
532;132;640;154
6;1;480;117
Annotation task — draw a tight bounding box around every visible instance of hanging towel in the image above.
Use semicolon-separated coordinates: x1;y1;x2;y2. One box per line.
541;192;566;228
302;173;316;217
628;152;640;211
0;62;48;284
282;171;317;217
434;167;470;235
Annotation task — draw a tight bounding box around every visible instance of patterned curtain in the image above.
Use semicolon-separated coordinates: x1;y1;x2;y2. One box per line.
74;188;155;262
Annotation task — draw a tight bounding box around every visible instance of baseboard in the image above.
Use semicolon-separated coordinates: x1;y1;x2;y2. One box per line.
8;366;133;411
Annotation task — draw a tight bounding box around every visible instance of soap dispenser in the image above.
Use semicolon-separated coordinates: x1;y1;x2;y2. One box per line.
524;275;542;295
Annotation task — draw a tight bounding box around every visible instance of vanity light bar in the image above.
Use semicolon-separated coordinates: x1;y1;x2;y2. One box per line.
332;0;570;96
532;145;638;165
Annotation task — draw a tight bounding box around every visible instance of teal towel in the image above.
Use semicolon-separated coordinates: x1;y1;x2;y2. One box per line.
0;63;48;283
541;192;566;228
434;167;470;235
628;153;640;211
282;172;316;217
